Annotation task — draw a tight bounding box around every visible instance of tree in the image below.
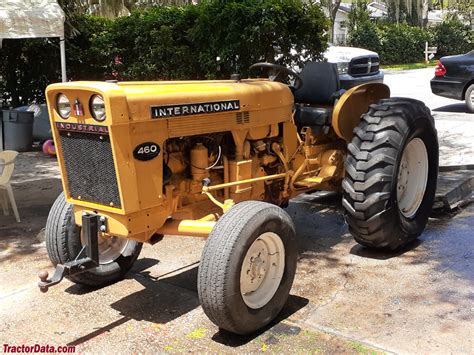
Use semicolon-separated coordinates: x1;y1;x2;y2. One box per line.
320;0;342;42
59;0;195;19
431;19;474;57
191;0;329;77
446;0;473;27
347;0;371;33
384;0;431;27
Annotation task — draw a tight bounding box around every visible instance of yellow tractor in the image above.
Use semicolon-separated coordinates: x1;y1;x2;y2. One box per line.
38;62;438;334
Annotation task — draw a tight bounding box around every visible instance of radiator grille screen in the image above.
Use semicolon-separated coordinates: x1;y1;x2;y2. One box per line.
59;131;121;208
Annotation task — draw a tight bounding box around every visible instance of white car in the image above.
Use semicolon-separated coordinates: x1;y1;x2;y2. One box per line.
324;46;384;89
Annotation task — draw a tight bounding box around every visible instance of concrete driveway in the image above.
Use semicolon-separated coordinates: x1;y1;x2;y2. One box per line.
0;68;473;354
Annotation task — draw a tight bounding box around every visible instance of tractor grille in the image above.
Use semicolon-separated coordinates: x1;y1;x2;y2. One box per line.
59;131;121;208
349;56;380;77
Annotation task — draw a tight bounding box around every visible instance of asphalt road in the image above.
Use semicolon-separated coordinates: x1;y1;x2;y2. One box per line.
0;69;473;354
383;67;464;112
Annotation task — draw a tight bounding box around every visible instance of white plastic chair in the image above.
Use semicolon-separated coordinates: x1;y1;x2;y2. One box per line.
0;150;20;222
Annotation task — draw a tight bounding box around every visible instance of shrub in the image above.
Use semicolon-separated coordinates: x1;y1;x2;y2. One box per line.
348;22;382;54
190;0;329;78
378;23;431;64
105;6;202;80
348;22;431;65
0;0;329;106
348;18;473;65
430;20;473;58
67;16;113;80
0;38;61;107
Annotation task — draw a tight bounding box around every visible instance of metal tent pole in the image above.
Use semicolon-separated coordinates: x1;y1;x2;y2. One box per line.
60;36;66;82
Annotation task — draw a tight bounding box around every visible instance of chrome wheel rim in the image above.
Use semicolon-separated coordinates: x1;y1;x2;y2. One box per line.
240;232;285;309
470;90;474;105
81;232;129;264
397;138;429;218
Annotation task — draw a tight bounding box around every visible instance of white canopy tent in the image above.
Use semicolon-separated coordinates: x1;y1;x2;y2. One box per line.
0;0;67;82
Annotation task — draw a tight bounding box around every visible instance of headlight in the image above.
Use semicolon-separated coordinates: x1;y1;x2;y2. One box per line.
337;62;349;75
90;95;106;122
56;94;71;119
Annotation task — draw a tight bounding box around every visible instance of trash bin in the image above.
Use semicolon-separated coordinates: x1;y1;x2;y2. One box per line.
15;104;52;142
2;110;34;151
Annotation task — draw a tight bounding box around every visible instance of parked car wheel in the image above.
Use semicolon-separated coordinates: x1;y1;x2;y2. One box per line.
465;83;474;113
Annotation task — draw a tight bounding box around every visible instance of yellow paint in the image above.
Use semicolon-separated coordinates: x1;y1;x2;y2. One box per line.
186;327;207;339
46;77;384;241
332;83;390;141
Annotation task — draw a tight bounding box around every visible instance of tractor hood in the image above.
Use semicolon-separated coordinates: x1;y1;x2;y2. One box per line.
46;79;294;124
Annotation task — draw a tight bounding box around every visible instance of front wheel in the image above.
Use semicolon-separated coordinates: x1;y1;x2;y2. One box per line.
197;201;297;335
45;193;142;286
342;98;439;250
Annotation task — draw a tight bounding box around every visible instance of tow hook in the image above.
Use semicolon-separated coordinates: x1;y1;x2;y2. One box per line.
38;214;100;293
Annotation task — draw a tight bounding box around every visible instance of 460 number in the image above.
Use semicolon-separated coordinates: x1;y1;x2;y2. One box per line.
133;142;160;161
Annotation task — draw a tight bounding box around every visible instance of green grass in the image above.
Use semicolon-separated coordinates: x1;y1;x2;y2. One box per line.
381;61;437;71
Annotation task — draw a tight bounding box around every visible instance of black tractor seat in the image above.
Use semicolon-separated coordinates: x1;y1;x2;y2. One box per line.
294;104;333;133
293;62;344;134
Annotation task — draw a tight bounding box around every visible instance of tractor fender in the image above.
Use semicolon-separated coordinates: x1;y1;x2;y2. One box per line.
332;83;390;142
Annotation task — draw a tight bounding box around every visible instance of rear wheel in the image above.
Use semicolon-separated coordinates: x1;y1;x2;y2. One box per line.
45;193;142;286
465;84;474;113
197;201;297;335
342;98;438;250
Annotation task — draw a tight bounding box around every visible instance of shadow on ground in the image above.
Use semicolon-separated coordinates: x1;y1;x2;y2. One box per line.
286;192;348;255
349;239;423;260
211;295;308;347
433;103;470;113
64;260;309;348
64;257;161;295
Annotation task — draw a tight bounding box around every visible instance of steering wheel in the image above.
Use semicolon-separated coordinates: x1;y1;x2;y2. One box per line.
249;62;303;91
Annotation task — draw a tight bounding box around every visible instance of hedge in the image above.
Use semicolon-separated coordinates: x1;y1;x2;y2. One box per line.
380;24;432;64
349;20;473;65
0;0;328;107
347;22;382;55
190;0;328;79
349;23;431;64
431;20;474;58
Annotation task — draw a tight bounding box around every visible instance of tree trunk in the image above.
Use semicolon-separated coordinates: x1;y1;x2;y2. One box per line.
421;0;429;27
329;0;342;44
395;0;400;24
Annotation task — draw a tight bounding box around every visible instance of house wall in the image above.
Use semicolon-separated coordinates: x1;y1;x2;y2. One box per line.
334;10;349;45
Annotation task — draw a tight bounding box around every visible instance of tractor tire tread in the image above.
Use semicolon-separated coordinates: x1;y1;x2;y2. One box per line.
342;97;437;250
198;201;296;334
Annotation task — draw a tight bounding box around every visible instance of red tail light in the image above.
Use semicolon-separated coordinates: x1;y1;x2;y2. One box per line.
435;61;446;76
